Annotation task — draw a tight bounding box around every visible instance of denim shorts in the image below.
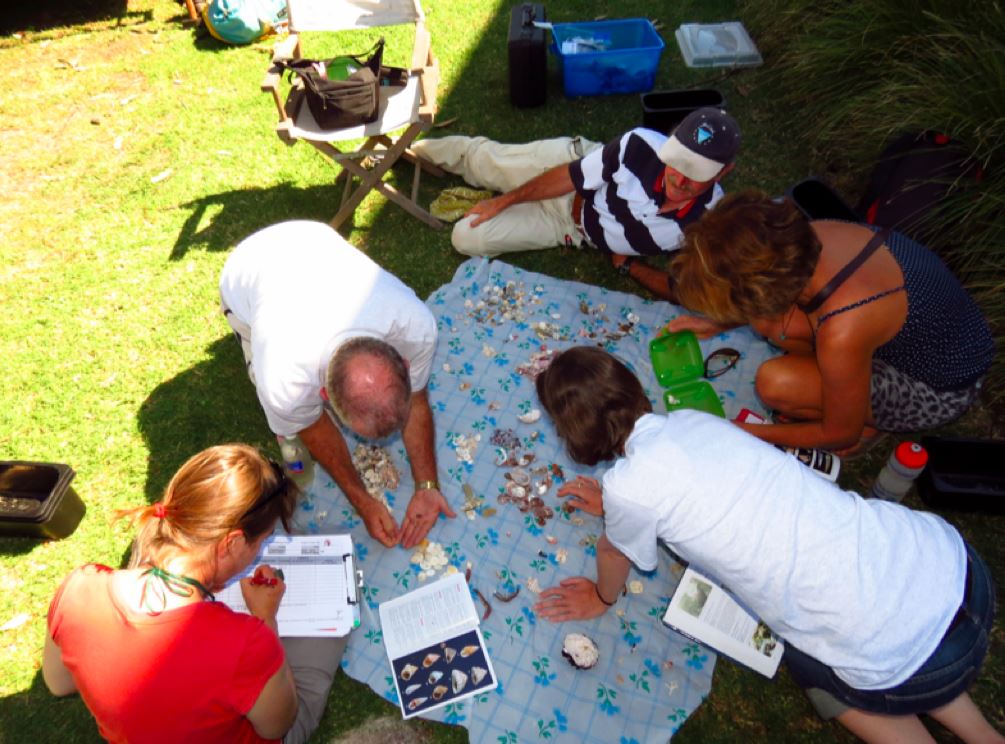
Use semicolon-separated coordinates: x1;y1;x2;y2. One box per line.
784;542;995;719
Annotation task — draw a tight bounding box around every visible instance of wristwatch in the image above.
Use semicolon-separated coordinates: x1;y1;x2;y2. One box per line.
617;256;636;276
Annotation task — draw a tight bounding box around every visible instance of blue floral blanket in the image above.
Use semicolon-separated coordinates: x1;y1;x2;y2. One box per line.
293;258;777;743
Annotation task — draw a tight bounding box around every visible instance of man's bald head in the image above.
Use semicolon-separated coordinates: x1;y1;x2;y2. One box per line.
326;337;410;439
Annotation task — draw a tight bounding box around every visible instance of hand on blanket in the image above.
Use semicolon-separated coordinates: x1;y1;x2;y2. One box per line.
359;497;400;548
400;487;457;549
535;578;610;622
557;476;604;516
664;314;733;340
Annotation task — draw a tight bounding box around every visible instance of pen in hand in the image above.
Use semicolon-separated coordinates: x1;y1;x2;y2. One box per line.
250;567;285;586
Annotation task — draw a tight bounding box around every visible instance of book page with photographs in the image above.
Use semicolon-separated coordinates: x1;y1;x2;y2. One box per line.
662;566;783;678
379;573;497;718
218;533;359;637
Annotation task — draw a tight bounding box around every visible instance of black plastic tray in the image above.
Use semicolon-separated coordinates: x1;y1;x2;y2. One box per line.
917;436;1005;513
0;461;85;539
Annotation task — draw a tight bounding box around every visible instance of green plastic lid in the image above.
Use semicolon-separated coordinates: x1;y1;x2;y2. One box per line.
649;331;704;388
663;380;726;418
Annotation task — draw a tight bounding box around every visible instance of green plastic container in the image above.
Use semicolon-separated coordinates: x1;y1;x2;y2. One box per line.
649;332;726;417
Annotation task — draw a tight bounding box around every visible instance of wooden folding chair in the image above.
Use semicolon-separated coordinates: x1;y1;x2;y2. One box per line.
261;0;444;229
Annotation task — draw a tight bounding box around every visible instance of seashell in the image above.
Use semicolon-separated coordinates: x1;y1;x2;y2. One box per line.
562;633;600;670
431;684;449;700
459;645;479;658
404;683;422;695
471;666;488;686
422;653;440;668
494;585;520;602
494;447;509;466
400;663;418;681
443;646;456;663
526;577;542;594
517;408;541;424
451;669;468;693
505;481;527;500
428;670;443;685
510;468;531;486
628;580;644;594
407;697;428;710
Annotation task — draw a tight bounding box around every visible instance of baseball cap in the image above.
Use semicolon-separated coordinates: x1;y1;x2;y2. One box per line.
657;107;741;182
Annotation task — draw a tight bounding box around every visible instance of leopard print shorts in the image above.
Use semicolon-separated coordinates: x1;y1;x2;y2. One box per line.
871;358;982;432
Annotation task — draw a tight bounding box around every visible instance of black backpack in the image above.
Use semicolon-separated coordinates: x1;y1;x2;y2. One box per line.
856;130;983;248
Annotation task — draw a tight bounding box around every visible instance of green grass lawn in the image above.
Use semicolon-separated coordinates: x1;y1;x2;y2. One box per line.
0;1;1002;742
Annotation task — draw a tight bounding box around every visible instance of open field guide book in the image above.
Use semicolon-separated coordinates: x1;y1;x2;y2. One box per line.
663;566;784;678
379;572;497;719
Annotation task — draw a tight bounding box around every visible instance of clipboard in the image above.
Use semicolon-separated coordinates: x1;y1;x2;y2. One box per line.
218;533;363;637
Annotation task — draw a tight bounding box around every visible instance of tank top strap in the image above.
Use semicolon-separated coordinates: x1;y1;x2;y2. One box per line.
799;227;892;314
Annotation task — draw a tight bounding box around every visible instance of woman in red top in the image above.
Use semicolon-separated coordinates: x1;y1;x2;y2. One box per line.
43;444;303;743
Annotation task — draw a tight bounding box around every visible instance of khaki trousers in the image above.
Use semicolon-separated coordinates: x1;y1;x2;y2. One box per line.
411;135;602;257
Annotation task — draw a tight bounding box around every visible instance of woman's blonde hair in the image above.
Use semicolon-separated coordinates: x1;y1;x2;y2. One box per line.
670;190;821;323
120;444;297;569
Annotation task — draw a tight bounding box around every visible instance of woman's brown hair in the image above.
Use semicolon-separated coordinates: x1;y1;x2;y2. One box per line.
536;347;652;466
120;444;297;569
670;190;821;323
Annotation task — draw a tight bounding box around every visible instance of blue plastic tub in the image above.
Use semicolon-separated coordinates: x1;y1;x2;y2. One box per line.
551;19;665;97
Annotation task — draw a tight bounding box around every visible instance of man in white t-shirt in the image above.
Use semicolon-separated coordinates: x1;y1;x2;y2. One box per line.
531;346;1001;744
219;221;454;549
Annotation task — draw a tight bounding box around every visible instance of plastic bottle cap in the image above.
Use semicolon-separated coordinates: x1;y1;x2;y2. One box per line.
894;441;928;469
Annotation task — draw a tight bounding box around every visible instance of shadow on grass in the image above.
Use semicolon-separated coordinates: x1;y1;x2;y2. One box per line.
0;671;100;743
169;183;357;260
1;0;150;35
136;336;275;504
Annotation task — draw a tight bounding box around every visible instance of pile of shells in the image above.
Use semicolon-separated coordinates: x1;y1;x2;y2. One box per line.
532;321;568;341
451;433;480;465
515;347;558;380
461;483;495;520
577;301;643;343
464;280;543;326
410;539;449;581
351;444;399;508
497;465;556;526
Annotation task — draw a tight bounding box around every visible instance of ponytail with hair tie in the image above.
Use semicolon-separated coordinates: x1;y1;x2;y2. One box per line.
152;502;167;520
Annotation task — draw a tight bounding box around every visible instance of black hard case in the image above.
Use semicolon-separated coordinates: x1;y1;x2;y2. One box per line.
508;4;548;108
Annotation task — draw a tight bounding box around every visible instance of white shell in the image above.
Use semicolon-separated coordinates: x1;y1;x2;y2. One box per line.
451;668;468;693
562;632;600;669
517;408;541;424
510;467;531;486
471;666;488;686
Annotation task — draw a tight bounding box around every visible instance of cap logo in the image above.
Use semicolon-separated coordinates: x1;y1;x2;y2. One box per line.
696;124;714;145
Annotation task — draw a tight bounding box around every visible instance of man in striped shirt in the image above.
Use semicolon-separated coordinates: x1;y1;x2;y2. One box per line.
412;108;740;301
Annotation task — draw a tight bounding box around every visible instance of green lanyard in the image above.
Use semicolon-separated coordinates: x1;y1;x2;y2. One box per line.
140;566;216;615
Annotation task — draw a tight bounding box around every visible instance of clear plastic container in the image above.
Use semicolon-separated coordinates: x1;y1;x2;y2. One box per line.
674;22;763;69
278;435;315;491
